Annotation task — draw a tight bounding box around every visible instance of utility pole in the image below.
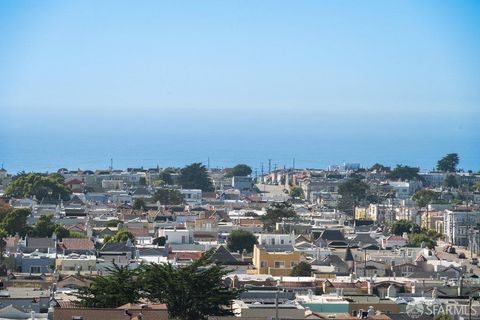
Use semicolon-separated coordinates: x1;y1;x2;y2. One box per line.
275;284;279;320
268;159;272;175
207;157;210;169
293;157;295;170
110;158;113;171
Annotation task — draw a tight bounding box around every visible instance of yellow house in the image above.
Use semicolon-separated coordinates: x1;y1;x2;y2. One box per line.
250;244;301;276
355;207;368;220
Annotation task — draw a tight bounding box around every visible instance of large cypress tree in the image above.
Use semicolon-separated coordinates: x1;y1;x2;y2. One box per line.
140;250;239;320
75;263;142;308
178;163;214;191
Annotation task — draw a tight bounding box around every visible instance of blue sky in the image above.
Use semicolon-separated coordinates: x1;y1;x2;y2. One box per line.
0;1;479;171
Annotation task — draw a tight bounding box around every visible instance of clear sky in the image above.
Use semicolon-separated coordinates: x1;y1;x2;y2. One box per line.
0;1;479;172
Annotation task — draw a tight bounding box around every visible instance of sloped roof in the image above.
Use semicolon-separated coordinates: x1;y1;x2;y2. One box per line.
59;238;94;250
100;242;131;253
344;246;354;262
318;229;346;242
213;245;238;264
26;237;55;249
351;233;378;246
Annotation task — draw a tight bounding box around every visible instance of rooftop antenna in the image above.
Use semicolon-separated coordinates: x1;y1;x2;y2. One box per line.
207;157;210;169
110;158;113;171
268;159;272;174
293;157;295;170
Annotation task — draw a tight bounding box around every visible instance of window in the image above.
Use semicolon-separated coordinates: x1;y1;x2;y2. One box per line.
30;266;41;273
280;239;284;244
274;261;285;268
260;261;268;268
291;261;297;267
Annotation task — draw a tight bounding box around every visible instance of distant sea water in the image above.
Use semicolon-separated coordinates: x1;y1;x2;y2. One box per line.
0;110;479;173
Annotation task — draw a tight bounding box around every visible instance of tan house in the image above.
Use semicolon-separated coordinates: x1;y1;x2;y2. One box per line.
249;244;302;276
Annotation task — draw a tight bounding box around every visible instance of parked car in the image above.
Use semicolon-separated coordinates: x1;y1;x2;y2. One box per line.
471;257;478;265
458;252;466;259
445;246;456;254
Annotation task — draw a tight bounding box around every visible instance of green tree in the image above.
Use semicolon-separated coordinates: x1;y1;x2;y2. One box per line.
408;228;441;249
437;153;459;173
434;313;452;320
387;165;421;181
226;164;252;177
153;188;185;205
412;189;439;208
5;173;72;201
32;215;56;237
153;236;166;246
133;198;146;210
338;178;368;201
370;163;390;172
76;263;142;308
138;177;147;186
159;170;174;185
290;261;312;276
54;225;70;240
178;163;214;191
390;220;419;235
1;208;30;236
261;202;296;230
475;181;480;191
104;219;121;228
140;250;240;320
30;215;71;239
0;200;11;223
443;174;459;188
106;229;135;243
289;186;304;198
226;230;258;253
337;178;369;214
0;228;7;273
337;195;356;215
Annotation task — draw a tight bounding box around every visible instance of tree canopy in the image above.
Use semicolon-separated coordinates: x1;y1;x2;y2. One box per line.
159;170;174;185
1;208;30;237
338;178;369;201
390;220;420;235
289;186;304;198
436;153;459;173
443;174;459;189
0;200;11;223
178;163;214;191
226;164;252;177
290;261;312;276
140;250;240;320
226;230;258;253
153;188;185;205
76;263;142;308
337;178;369;214
5;173;72;201
370;163;391;172
132;198;146;210
262;202;296;230
104;229;135;244
412;189;439;208
386;165;421;181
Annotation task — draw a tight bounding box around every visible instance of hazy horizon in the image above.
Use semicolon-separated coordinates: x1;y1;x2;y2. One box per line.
1;1;479;173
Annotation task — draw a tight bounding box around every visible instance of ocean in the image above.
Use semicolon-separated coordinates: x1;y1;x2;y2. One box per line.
0;109;478;173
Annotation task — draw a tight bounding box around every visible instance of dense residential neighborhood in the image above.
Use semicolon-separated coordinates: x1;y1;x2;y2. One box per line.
0;155;479;319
